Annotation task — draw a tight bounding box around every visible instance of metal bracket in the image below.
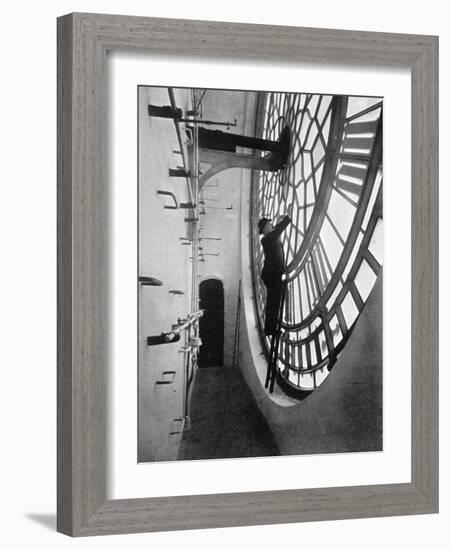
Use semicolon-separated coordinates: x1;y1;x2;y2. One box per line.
139;276;163;286
157;190;178;209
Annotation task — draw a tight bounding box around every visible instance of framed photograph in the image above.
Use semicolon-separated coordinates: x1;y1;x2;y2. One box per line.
57;13;438;536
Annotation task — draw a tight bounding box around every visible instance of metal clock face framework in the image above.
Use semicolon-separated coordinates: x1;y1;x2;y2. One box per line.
252;91;383;396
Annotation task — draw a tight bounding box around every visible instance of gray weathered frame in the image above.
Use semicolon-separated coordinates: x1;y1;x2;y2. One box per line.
57;12;439;537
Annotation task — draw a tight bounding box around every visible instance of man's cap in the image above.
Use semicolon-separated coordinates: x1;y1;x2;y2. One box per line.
258;217;271;234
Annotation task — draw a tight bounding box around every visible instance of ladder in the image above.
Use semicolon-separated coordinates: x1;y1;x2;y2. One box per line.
264;280;288;393
231;279;242;368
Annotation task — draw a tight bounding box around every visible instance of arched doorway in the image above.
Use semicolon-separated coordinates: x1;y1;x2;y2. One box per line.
198;279;224;367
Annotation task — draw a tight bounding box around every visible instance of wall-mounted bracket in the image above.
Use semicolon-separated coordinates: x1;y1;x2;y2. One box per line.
157;190;178;209
148;104;182;120
139;276;163;286
169;168;191;177
147;332;181;346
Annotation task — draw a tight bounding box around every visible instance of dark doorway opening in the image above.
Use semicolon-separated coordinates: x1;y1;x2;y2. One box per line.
198;279;224;367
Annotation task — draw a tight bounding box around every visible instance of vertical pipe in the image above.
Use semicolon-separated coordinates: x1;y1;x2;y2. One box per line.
186;89;201;425
193;94;200;317
191;89;201;344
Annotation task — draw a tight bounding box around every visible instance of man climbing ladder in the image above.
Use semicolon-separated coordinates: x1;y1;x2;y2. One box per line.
265;279;288;392
258;213;291;392
258;213;291;336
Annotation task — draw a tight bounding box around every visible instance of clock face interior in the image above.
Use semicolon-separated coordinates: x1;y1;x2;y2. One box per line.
252;92;383;396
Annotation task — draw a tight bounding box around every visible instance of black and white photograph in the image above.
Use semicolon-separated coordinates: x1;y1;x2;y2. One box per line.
138;86;383;463
3;0;444;545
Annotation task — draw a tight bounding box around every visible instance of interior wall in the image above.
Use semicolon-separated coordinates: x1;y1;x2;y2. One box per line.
197;90;257;366
138;86;193;461
138;87;258;460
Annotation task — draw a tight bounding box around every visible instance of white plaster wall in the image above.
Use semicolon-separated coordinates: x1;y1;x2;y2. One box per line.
197;90;258;366
138;86;193;461
137;82;384;460
137;87;257;458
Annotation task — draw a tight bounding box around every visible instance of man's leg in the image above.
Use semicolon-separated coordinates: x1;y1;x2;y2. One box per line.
264;279;283;336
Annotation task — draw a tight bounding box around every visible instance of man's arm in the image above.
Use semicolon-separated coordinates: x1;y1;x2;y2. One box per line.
269;215;291;239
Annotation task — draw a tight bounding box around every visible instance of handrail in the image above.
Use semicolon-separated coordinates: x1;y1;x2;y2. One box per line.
170;310;204;337
147;310;204;346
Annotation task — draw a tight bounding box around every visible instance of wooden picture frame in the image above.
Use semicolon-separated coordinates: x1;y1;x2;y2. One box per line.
57;12;438;536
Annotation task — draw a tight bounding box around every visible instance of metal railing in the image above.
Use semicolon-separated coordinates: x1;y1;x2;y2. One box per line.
147;310;204;346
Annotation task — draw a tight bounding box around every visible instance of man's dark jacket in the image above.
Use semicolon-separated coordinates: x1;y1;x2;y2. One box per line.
261;215;291;286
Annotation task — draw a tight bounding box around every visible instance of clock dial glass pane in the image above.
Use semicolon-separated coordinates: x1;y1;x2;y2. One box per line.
252;92;383;395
